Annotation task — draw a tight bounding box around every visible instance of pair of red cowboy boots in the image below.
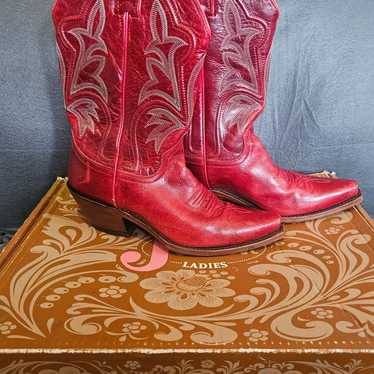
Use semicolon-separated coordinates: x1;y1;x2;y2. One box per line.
52;0;362;256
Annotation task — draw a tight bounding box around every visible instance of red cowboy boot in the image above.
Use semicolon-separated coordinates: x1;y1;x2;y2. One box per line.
52;0;282;256
185;0;362;222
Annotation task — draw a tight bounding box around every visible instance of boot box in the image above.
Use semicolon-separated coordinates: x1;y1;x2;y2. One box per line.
0;177;373;373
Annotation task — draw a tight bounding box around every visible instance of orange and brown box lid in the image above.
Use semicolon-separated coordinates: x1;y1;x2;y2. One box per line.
0;177;373;373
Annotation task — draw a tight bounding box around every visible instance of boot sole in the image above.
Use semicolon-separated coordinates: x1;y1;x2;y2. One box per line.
212;189;363;223
69;186;284;257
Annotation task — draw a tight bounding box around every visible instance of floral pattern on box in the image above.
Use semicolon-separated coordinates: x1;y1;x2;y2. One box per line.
0;179;373;370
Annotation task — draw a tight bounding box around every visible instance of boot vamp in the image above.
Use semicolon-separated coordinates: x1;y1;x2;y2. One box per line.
117;156;281;248
208;135;360;216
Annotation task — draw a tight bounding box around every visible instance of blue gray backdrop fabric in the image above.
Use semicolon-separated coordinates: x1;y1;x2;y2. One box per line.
0;0;374;228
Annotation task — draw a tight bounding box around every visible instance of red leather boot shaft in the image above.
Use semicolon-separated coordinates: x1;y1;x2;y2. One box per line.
114;0;210;177
53;0;210;200
186;0;279;174
53;0;129;205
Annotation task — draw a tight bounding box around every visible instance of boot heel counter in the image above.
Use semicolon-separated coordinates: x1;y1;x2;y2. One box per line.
70;187;135;236
68;147;116;207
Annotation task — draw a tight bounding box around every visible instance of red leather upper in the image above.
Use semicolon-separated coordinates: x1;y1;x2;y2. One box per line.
205;134;359;216
53;0;281;248
185;0;360;217
69;144;280;247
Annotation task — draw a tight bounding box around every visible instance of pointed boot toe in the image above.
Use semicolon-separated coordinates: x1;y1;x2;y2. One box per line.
280;176;363;223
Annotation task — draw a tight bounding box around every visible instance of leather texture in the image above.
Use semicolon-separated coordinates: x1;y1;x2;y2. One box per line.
52;0;281;248
185;0;360;218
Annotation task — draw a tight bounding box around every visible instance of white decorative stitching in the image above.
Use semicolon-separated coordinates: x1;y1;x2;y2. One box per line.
187;56;206;123
68;0;108;102
68;98;101;137
59;0;109;138
139;0;187;111
139;0;204;154
219;0;261;97
145;108;184;153
222;94;261;127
